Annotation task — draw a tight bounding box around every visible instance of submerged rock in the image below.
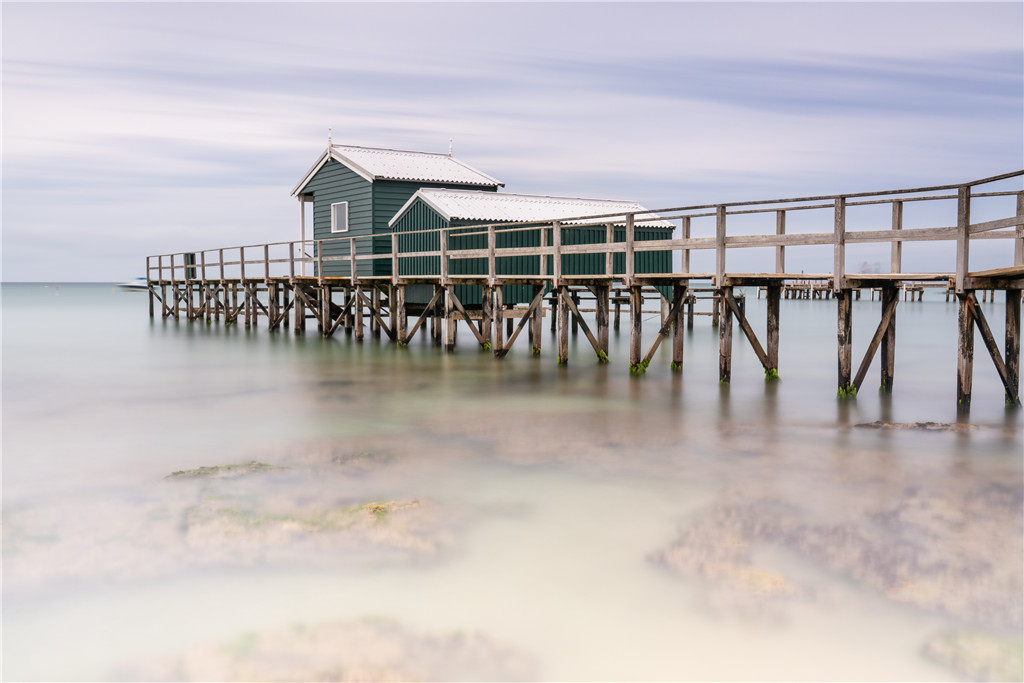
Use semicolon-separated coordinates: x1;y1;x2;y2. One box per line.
184;497;453;559
922;631;1023;682
115;618;537;682
655;480;1023;628
167;461;281;479
854;421;977;433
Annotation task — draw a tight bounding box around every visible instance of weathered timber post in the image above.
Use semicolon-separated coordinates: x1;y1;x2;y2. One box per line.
571;291;580;335
1006;290;1021;406
294;284;305;333
955;186;970;294
557;287;569;364
837;289;854;397
671;283;686;371
394;286;407;343
1014;191;1024;267
712;294;720;327
596;284;610;358
354;285;364;342
444;287;456;352
481;285;493;350
320;285;330;335
629;286;643;372
834;197;846;295
550;294;558;332
614;296;622;331
493;285;504;357
686;292;695;330
201;251;211;323
282;286;290;329
957;291;975;410
715;205;726;290
530;284;544;355
880;284;898;393
891;201;903;274
605;223;614;278
625;214;635;285
775;210;786;274
371;287;381;339
340;287;351;332
718;285;733;383
766;284;781;378
660;295;670;329
268;282;278;329
681;217;691;274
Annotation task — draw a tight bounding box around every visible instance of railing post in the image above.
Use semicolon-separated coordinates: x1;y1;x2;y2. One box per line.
239;246;246;281
624;214;635;285
289;242;295;283
539;225;548;278
263;244;270;284
605;222;614;276
955;186;971;293
891;200;903;274
391;233;399;282
1015;191;1023;267
487;224;496;283
439;228;448;283
715;205;726;287
775;210;785;273
681;216;691;274
200;250;207;284
317;240;324;285
219;248;225;283
833;197;846;294
350;237;357;279
551;220;561;286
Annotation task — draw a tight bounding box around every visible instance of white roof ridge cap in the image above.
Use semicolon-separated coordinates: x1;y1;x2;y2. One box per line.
331;144;448;157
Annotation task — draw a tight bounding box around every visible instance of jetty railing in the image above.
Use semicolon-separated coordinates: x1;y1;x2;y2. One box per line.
146;171;1024;410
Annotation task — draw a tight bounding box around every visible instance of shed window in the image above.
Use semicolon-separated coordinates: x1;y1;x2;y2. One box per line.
331;202;349;233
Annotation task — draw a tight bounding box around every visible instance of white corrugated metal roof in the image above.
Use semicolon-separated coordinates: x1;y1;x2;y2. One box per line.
332;145;502;186
389;188;673;227
292;144;503;195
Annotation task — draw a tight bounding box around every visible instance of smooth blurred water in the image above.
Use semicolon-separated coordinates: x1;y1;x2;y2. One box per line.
2;283;1021;681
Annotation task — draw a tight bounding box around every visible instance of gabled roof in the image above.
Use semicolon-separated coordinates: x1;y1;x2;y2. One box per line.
292;144;503;195
389;188;673;228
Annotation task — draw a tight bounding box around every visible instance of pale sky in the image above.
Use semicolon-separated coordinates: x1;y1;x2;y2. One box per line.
2;2;1022;281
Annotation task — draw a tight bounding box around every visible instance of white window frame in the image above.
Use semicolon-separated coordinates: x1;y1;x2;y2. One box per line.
330;201;349;233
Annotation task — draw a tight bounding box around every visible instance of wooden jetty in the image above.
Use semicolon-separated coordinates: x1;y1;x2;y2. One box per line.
147;171;1023;410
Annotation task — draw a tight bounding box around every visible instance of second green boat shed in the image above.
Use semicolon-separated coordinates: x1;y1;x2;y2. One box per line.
389;188;675;305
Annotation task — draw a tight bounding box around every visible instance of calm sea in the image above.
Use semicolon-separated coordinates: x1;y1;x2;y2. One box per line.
2;283;1021;681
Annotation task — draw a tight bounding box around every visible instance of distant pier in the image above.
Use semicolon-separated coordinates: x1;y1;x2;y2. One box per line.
148;171;1023;411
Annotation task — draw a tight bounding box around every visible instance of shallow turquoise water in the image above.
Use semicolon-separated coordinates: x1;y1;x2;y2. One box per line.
2;283;1021;681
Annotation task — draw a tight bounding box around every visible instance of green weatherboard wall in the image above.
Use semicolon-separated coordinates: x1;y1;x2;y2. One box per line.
391;197;674;306
304;160;498;277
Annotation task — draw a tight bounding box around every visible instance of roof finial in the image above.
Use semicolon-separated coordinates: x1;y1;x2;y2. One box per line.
448;137;453;157
328;128;333;148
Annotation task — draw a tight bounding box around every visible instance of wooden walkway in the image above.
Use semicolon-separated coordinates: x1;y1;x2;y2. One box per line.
147;171;1024;410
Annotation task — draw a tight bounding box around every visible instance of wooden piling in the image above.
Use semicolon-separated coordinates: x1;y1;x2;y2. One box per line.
957;292;975;410
530;284;544;355
766;284;781;376
837;289;853;396
1007;290;1021;405
881;285;897;393
718;287;733;383
354;285;364;342
557;287;569;364
672;283;686;370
